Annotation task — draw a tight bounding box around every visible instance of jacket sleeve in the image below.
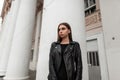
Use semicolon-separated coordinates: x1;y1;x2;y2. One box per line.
75;42;83;80
48;42;57;80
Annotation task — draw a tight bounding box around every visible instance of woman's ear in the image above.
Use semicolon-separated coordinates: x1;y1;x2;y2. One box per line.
68;30;70;34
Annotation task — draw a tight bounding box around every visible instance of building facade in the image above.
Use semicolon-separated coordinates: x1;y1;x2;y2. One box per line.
0;0;120;80
84;0;108;80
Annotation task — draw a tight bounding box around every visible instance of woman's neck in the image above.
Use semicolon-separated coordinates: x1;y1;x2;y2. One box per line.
61;37;70;44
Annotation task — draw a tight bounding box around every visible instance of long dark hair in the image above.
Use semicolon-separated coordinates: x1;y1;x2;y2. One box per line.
57;22;73;42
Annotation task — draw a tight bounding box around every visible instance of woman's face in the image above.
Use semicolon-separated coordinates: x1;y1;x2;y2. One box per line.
58;25;70;39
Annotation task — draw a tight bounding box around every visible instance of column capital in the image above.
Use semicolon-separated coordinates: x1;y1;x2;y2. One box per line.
1;0;12;21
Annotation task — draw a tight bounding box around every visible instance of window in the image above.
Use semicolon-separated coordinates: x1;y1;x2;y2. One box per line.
87;51;99;66
84;0;96;16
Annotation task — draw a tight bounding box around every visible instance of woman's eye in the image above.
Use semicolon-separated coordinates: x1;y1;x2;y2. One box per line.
62;28;65;30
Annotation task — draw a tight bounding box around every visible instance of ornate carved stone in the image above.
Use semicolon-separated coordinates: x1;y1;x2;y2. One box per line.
85;10;102;31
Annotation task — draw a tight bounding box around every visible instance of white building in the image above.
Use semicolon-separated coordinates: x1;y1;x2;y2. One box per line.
0;0;120;80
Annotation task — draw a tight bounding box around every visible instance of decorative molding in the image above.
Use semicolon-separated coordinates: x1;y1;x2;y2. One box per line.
85;10;101;27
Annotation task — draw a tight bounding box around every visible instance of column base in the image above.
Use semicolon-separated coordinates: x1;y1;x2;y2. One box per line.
4;76;29;80
0;70;6;76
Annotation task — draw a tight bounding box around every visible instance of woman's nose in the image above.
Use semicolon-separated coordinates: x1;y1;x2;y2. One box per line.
59;30;62;33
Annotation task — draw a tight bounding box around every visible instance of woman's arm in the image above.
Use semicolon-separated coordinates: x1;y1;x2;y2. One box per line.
48;42;57;80
75;42;83;80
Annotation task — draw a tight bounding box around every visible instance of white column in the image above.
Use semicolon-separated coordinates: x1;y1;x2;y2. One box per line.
29;11;42;70
4;0;37;80
0;12;10;67
0;12;11;76
36;0;88;80
0;11;12;76
0;0;21;76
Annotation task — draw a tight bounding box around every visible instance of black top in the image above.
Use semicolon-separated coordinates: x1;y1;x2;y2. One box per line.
58;44;68;80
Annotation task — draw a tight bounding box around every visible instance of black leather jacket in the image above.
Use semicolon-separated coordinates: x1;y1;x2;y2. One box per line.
48;41;83;80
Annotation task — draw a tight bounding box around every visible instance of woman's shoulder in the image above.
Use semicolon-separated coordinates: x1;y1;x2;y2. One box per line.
51;41;80;45
50;41;58;47
71;41;80;45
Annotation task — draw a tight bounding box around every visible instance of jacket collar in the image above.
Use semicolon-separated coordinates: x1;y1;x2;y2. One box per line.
56;41;75;45
55;41;75;54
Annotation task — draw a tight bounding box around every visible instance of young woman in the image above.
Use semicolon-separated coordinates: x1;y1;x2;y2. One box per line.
48;22;83;80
